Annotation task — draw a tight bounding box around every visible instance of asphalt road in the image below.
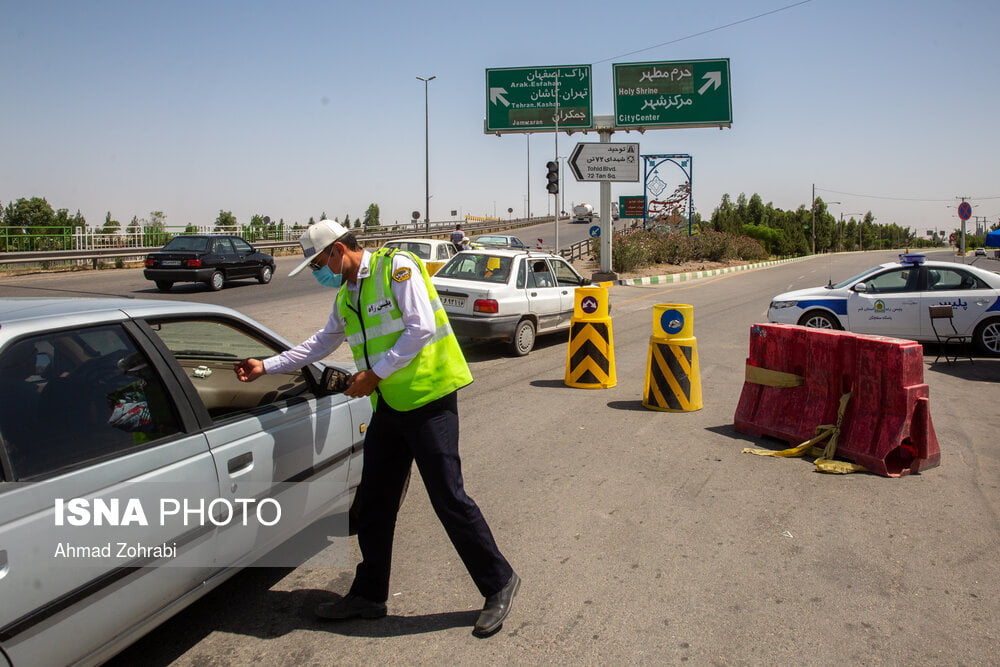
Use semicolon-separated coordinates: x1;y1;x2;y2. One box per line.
3;246;999;664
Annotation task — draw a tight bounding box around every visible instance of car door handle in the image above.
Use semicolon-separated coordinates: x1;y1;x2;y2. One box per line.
902;300;918;305
227;452;254;475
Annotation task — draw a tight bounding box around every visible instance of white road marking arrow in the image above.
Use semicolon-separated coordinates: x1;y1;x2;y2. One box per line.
490;87;509;106
698;71;721;95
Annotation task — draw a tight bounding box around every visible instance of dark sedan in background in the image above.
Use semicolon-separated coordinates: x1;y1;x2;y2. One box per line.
143;235;275;292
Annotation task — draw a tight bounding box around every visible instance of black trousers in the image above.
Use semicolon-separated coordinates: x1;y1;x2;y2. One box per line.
348;390;513;602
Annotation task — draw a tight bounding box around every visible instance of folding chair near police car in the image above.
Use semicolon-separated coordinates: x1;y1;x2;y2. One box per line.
928;304;974;365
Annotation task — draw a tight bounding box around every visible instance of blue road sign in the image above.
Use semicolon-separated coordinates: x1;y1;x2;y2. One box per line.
958;202;972;221
589;225;601;237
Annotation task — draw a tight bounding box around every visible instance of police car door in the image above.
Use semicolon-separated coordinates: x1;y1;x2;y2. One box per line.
846;266;922;337
920;266;995;336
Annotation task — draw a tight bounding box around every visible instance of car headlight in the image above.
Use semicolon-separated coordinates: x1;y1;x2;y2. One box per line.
769;301;798;309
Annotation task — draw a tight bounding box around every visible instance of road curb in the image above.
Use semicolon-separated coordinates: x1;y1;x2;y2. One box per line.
614;256;808;286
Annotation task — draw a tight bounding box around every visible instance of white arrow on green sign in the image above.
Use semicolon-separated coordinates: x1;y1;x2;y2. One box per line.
485;65;593;134
613;59;731;129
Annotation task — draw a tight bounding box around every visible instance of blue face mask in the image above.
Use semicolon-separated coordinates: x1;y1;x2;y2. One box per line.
312;265;343;288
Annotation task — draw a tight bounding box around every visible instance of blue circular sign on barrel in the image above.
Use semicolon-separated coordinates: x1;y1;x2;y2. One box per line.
958;202;972;221
589;225;601;238
661;309;684;335
581;296;598;314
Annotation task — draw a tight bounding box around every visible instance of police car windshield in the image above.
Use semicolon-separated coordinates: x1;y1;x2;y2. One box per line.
831;266;884;289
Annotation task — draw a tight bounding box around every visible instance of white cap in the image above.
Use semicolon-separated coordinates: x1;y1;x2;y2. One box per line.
288;219;350;277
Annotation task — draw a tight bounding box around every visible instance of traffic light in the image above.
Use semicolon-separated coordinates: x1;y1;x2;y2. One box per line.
545;161;559;195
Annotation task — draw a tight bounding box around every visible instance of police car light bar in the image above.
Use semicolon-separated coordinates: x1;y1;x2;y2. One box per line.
898;253;926;265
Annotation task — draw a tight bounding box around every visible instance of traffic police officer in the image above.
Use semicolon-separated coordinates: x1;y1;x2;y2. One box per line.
235;220;518;637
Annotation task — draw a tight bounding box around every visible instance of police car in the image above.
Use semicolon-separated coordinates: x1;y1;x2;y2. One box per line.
767;254;1000;355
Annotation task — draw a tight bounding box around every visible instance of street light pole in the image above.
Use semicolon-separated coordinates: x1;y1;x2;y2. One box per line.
417;75;436;233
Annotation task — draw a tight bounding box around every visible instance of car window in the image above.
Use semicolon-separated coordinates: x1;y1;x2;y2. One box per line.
528;260;555;288
232;238;253;253
0;325;183;480
163;236;209;252
511;237;525;248
437;244;452;260
148;318;310;420
551;259;582;286
862;268;914;294
927;267;982;290
437;253;488;280
212;238;235;255
477;255;512;282
516;259;526;288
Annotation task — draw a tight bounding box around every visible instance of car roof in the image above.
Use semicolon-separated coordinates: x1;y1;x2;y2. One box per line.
453;248;557;259
384;238;446;244
0;297;245;342
874;259;1000;282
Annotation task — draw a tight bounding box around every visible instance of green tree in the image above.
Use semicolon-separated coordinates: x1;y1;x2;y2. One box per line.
214;210;237;232
102;211;121;234
363;203;380;227
54;208;87;229
3;197;56;229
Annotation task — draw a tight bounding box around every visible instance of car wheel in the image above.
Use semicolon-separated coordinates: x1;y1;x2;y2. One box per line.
797;310;841;330
973;317;1000;356
207;271;225;291
154;280;173;292
349;467;411;536
258;265;273;284
510;318;536;356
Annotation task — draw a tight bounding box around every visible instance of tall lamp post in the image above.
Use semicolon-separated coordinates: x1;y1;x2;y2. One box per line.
417;75;436;233
839;211;864;251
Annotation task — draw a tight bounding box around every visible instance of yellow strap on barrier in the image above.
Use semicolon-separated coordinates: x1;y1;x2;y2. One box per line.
744;364;803;388
742;391;867;474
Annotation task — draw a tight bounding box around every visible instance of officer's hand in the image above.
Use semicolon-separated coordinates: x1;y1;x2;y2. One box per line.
344;369;381;397
235;358;265;382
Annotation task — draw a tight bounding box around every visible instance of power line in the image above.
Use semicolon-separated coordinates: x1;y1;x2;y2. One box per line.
817;188;1000;202
595;0;815;64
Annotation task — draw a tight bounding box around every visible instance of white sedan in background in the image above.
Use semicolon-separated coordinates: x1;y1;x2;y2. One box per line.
767;254;1000;355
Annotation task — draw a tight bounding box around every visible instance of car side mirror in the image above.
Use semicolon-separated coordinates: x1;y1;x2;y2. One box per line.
853;282;868;293
320;366;351;394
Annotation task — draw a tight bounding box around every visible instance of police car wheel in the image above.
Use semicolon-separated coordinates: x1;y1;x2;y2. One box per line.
974;317;1000;356
797;310;841;330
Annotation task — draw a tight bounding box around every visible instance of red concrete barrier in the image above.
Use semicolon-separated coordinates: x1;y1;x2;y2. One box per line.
836;334;941;476
734;324;940;477
734;324;855;445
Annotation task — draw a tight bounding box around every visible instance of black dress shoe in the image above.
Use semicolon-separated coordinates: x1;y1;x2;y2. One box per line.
315;593;387;620
473;572;520;637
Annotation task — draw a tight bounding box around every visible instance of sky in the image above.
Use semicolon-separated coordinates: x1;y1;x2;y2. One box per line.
3;0;999;238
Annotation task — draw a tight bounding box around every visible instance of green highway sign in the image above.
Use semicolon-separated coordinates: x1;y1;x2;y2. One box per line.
485;65;593;134
613;59;731;129
619;196;646;218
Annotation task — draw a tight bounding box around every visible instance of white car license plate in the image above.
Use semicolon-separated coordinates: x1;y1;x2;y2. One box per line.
440;296;466;309
161;260;181;267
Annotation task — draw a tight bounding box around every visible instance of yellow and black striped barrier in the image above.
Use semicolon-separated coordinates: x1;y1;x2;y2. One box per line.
643;303;702;411
565;286;616;389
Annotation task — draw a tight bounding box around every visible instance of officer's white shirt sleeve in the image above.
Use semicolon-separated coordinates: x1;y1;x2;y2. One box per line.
371;253;436;379
262;306;346;375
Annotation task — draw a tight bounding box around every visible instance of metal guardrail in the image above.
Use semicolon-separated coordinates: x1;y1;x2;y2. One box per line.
0;217;561;269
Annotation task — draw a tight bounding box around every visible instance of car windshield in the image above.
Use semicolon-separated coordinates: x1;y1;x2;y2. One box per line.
474;236;506;246
162;236;209;252
436;253;513;283
385;241;431;259
830;265;885;289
